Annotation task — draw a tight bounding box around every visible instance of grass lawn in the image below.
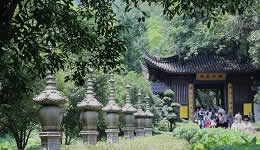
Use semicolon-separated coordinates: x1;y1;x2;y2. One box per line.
62;133;191;150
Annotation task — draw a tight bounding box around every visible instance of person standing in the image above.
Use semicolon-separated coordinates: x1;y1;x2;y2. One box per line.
231;113;243;130
227;113;233;128
198;107;205;128
218;113;225;128
205;113;211;128
241;117;255;132
193;108;200;123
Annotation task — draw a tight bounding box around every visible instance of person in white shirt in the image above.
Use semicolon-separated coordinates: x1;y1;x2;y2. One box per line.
241;117;255;132
231;113;243;130
218;107;225;114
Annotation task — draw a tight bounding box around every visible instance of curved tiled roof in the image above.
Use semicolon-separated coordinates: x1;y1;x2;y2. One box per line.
144;51;258;73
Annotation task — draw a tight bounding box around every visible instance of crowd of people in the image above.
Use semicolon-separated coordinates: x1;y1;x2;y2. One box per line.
193;107;255;132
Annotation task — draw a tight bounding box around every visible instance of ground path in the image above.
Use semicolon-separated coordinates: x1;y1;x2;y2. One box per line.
62;133;191;150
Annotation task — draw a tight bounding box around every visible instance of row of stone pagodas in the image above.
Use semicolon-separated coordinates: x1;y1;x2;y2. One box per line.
34;71;153;149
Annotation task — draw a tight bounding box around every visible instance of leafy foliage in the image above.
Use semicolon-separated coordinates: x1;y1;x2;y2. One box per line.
114;0;148;72
254;88;260;104
114;71;161;126
0;71;44;149
1;0;257;87
173;122;260;150
0;0;126;88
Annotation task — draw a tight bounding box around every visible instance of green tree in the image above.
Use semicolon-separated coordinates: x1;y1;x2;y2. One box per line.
1;0;255;85
62;87;84;145
114;0;148;72
0;0;126;90
0;72;44;150
144;3;259;61
160;89;180;132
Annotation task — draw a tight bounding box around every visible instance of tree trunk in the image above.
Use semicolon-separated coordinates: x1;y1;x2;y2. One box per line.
169;121;173;132
65;132;72;145
9;124;33;150
0;0;19;42
65;133;69;145
69;136;72;145
172;121;176;130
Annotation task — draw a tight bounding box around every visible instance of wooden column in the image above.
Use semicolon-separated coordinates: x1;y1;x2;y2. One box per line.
188;83;194;120
228;83;233;115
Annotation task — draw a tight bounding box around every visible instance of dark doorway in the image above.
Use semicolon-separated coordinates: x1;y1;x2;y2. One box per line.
195;84;225;109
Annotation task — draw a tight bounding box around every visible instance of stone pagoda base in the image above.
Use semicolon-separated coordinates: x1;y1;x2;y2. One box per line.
123;127;135;139
135;128;145;137
39;131;61;150
144;128;153;136
105;129;119;144
80;130;98;145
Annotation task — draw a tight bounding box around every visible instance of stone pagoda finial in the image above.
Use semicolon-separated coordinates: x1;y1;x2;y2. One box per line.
34;72;68;105
135;90;145;114
122;82;137;139
102;74;121;113
122;82;137;113
125;82;131;103
144;94;154;137
77;68;102;110
134;89;146;137
145;94;154;117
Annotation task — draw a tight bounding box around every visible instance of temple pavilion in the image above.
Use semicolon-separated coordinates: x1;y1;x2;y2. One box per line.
142;51;260;120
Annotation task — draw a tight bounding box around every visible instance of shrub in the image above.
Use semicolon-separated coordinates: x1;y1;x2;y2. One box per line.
173;122;200;143
0;134;16;150
254;121;260;132
158;119;169;131
173;122;260;150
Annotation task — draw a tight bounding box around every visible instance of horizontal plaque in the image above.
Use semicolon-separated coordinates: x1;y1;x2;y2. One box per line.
196;73;226;80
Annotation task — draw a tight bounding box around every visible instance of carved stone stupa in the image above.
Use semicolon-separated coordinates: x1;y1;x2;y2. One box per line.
34;72;68;150
77;69;103;145
144;94;154;136
122;82;137;139
102;75;122;144
134;90;146;137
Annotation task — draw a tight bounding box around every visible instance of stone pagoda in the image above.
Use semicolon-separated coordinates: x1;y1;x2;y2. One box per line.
33;72;68;150
122;82;137;139
77;68;103;145
102;75;122;144
144;94;154;136
134;90;146;137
